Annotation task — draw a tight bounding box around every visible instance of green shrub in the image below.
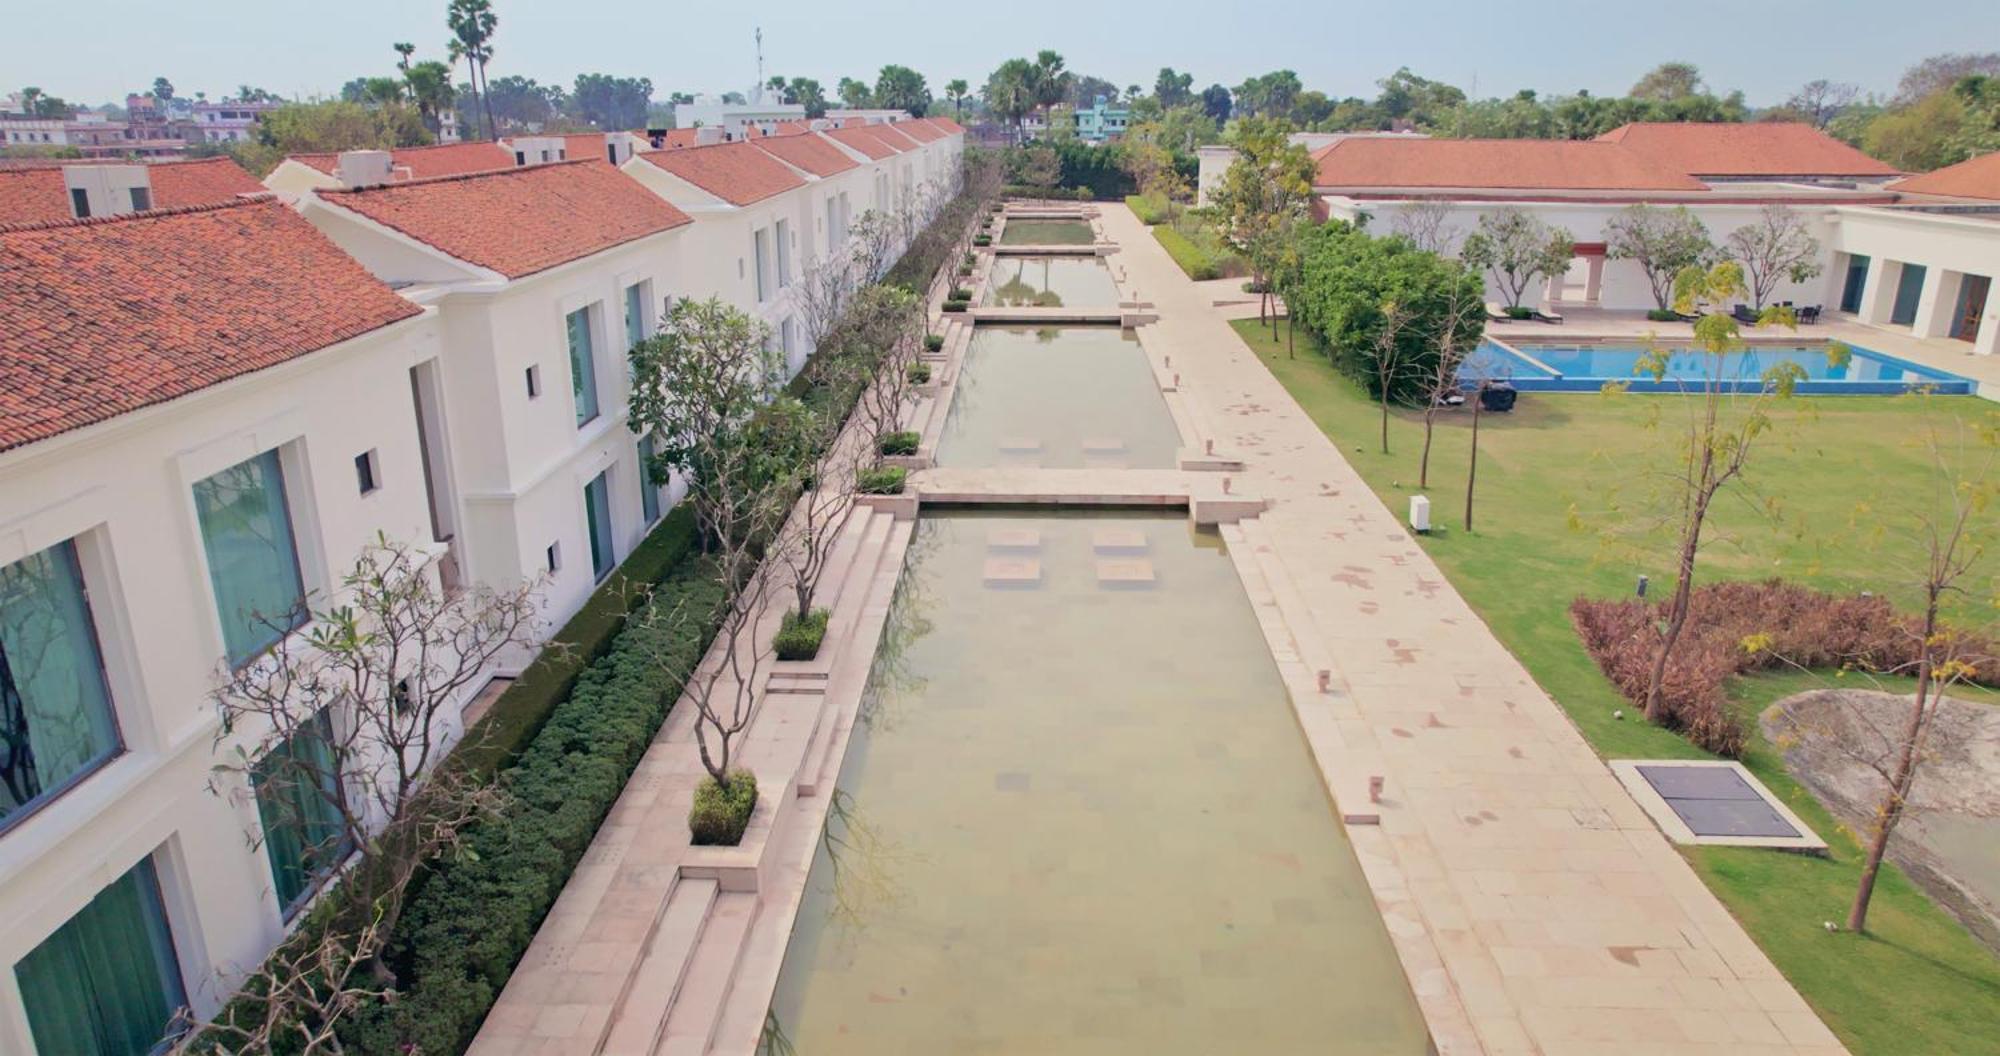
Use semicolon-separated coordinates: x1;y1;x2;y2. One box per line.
907;362;932;385
942;300;967;313
1506;306;1533;320
877;430;920;456
973;235;992;246
924;333;944;352
1646;308;1681;322
688;769;759;845
950;286;971;300
1155;225;1220;281
773;608;829;661
1126;193;1169;225
857;466;907;494
956;264;972;278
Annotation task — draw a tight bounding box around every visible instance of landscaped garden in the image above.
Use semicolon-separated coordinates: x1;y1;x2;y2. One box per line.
1233;316;2000;1055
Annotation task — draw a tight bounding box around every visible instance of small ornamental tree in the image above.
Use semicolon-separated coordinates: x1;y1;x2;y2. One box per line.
1206;116;1315;325
1604;204;1715;312
1725;204;1824;309
1459;207;1574;311
1389;200;1458;256
1418;277;1487;488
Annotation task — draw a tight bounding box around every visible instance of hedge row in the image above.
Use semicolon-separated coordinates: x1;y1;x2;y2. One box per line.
1154;224;1222;281
344;553;727;1053
1125;193;1169;225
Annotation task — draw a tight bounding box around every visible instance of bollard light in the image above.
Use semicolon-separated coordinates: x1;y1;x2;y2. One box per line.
1636;574;1648;598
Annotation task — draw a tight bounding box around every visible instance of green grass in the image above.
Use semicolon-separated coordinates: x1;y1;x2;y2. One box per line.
1231;317;2000;1056
1125;193;1169;225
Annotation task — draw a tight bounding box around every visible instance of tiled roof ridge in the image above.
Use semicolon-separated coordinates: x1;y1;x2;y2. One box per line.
318;156;601;196
0;193;274;236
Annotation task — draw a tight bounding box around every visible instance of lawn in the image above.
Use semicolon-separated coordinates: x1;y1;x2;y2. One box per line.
1231;317;2000;1056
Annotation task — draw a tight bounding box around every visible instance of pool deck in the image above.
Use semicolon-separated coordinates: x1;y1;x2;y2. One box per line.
1102;202;1849;1055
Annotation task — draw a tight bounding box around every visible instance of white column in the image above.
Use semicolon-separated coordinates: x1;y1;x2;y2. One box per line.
1974;282;2000;356
1911;269;1961;338
1858;259;1901;325
1584;255;1605;304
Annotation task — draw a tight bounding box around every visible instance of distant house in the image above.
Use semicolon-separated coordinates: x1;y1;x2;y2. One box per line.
1073;97;1131;144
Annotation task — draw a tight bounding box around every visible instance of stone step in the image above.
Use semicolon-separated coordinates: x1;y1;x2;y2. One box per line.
795;510;898;797
801;516;913;798
597;876;719;1056
656;891;759;1055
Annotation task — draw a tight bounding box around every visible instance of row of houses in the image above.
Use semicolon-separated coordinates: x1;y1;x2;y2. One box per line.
1197;122;2000;355
0;116;964;1056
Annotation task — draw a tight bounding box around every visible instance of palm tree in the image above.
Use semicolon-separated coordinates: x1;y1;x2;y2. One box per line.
405;61;456;137
983;60;1034;143
945;79;968;119
394;42;415;72
446;0;498;140
1030;50;1072;120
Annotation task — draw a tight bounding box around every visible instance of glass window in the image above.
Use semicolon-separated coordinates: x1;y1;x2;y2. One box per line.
251;709;351;915
0;541;121;829
623;283;647;349
775;220;792;287
584;471;614;580
753;227;772;302
637;437;661;524
16;857;186;1056
128;187;151;212
70;188;90;219
193;450;305;667
566;306;600;427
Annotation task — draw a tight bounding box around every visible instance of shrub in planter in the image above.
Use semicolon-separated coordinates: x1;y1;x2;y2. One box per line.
973;235;992;246
877;430;921;456
924;333;944;352
961;251;975;268
688;769;759;845
1505;306;1533;320
957;264;973;278
857;466;908;494
951;286;972;300
774;608;830;661
1154;226;1219;281
1646;308;1681;322
942;299;968;313
907;363;932;385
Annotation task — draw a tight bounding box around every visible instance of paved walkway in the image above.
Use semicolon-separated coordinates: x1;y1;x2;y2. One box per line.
1103;203;1848;1056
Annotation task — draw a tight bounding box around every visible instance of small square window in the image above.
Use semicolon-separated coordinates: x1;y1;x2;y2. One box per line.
526;364;542;398
546;542;561;573
129;187;152;211
354;449;380;494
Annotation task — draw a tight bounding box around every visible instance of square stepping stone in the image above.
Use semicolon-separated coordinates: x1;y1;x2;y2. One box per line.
1095;558;1156;587
986;528;1043;551
1080;436;1126;454
998;437;1042;453
1091;527;1149;554
983;556;1041;586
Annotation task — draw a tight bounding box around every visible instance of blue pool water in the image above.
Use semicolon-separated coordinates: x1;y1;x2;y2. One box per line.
1464;340;1976;395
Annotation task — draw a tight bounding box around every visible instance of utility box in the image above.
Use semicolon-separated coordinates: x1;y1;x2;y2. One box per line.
1410;495;1432;534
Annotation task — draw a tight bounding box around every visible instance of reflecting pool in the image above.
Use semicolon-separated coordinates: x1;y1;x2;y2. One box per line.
999;219;1095;245
983;256;1121;308
935;327;1180;469
764;511;1432;1055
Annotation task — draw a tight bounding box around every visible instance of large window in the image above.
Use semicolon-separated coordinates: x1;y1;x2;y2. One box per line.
584;471;614;581
15;856;186;1056
0;540;121;830
566;306;600;427
775;219;792;287
623;282;649;349
753;227;773;302
637;437;661;524
193;450;305;667
251;709;351;916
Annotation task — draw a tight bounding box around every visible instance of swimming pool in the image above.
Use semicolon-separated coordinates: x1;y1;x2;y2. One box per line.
1465;339;1977;395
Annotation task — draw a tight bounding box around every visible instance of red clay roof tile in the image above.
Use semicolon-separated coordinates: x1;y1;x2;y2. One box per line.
824;125;901;159
289;140;516;180
892;119;944;144
1312;138;1709;192
0;156;264;225
1595;122;1900;178
639;140;807;206
1890;150;2000;200
753;133;858;178
317;159;690;278
0;199;422;453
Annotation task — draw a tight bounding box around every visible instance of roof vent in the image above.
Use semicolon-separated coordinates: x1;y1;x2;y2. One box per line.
61;164;152;218
336;150;394;189
695;126;727;147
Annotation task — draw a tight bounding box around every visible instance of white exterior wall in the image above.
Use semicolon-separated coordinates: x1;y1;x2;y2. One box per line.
0;313;443;1050
1827;207;2000;354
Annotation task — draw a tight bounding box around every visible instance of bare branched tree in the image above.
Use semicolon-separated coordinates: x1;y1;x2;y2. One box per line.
847;285;926;457
1724;204;1824;310
186;911;392;1056
1390;200;1458;256
1366;300;1416;455
1419;281;1485;488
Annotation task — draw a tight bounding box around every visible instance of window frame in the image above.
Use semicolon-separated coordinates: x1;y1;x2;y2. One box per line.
565;304;602;428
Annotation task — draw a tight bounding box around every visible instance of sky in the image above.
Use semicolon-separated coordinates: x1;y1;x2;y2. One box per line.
3;0;1986;109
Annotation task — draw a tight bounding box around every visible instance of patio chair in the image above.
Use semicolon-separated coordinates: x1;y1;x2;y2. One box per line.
1798;305;1822;324
1731;304;1761;325
1531;306;1564;325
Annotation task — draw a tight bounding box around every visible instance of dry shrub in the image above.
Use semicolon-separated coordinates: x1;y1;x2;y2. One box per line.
1570;579;1997;757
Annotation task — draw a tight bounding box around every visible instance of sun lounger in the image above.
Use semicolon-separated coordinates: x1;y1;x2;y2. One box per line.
1485;301;1513;322
1531;307;1564;324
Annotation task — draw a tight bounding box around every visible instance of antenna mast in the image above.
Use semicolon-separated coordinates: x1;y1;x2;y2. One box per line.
755;26;765;93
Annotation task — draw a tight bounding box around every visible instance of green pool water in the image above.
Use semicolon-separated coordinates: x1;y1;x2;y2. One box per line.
935;327;1181;470
763;511;1432;1055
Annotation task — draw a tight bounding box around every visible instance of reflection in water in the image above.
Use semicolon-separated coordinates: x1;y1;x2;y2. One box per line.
983;257;1119;308
765;512;1432;1055
997;219;1095;246
936;327;1180;470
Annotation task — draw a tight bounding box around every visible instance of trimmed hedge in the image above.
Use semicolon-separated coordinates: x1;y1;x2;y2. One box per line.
1126;193;1169;225
688;770;759;845
907;363;933;385
344;553;727;1054
877;430;920;456
773;608;829;662
452;505;699;779
1154;225;1220;281
924;333;944;352
857;467;908;494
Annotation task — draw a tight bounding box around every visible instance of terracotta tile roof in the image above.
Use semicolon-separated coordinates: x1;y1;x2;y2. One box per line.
317;159;690;278
1311;138;1708;192
289;140;515;180
893;119;944;144
870;124;924;150
0;156;264;225
639;139;806;206
925;116;967;135
650;128;700;149
753;132;858;177
824;125;900;159
0;199;422;453
557;132;651;160
1595;122;1900;178
1889;150;2000;201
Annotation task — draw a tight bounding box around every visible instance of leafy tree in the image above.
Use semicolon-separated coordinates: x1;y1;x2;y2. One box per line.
837;76;871;109
404;62;455;135
1604;204;1715;311
1290;220;1487;407
151;76;174;105
16;87;72;119
1232;70;1301;118
1204;116;1314;325
1459;207;1574;311
1625;262;1820;726
1200;83;1232;122
983;58;1036;139
1066;74;1119;109
788;77;828;118
571;73;652;130
1724;204;1822;309
1012;143;1062;198
446;0;498;140
1028;50;1072;120
1630;61;1705;100
1375;67;1465;126
361;76;406;107
234;100;428;175
393;42;415;71
482;74;561;130
943;79;968;118
1388;200;1458;255
873;64;930;116
1155;67;1194;108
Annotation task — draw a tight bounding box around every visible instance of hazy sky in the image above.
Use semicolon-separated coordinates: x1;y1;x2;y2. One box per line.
4;0;1982;109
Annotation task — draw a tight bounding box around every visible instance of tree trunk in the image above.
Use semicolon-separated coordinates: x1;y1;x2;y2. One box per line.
1642;466;1714;723
479;59;497;141
1379;377;1392;455
1464;394;1482;531
1420;405;1437;487
1848;598;1939;932
1286;314;1294;358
